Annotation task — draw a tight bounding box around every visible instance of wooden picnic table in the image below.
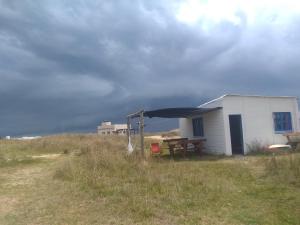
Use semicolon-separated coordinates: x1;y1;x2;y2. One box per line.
163;138;206;158
283;132;300;149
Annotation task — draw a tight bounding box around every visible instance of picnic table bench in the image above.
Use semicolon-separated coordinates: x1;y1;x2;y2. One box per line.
163;137;206;158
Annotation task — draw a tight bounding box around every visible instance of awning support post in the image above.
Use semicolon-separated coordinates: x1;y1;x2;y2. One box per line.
140;110;145;157
127;116;131;143
126;109;145;158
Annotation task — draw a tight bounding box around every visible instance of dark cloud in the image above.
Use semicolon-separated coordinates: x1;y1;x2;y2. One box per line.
0;0;300;136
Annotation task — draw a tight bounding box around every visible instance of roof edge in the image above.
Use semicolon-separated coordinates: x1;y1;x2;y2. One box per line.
199;94;298;107
198;95;226;107
223;94;298;98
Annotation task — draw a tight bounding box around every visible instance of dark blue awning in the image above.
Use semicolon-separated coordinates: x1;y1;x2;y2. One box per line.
143;107;221;118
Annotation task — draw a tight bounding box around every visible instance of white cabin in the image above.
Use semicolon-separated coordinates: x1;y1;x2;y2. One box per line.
179;94;299;155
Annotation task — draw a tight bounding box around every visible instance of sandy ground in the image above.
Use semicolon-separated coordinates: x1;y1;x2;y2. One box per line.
145;135;165;140
0;197;18;216
31;153;61;159
0;154;61;223
145;135;181;140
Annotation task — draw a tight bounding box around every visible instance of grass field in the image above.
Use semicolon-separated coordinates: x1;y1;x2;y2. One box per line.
0;134;300;225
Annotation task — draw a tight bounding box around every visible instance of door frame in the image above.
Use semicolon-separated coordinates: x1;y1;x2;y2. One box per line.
229;114;244;155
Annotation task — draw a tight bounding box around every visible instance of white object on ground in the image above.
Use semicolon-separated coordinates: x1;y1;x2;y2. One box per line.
268;144;291;149
127;136;134;154
31;154;61;159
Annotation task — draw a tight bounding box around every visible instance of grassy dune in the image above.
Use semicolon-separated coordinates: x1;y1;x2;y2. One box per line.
0;134;300;225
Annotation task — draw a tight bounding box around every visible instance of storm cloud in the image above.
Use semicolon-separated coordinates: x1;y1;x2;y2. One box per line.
1;0;300;136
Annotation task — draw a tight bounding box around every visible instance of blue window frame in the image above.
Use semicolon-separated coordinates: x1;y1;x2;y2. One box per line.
192;117;204;137
273;112;292;133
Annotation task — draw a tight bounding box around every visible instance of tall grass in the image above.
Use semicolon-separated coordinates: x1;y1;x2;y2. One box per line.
246;139;268;154
265;154;300;186
2;134;300;224
0;134;101;167
54;135;300;224
54;136;240;223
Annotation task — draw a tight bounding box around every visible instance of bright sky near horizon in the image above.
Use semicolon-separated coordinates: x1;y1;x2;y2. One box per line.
177;0;300;25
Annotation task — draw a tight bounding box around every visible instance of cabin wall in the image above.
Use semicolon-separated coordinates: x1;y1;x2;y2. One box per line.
201;110;226;154
179;98;226;155
179;118;193;138
222;96;299;154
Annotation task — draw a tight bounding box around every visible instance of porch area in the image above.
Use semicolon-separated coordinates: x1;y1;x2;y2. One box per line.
126;107;221;158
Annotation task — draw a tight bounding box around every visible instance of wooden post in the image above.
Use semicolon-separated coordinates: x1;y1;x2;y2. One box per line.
127;116;131;144
127;109;145;157
140;111;145;157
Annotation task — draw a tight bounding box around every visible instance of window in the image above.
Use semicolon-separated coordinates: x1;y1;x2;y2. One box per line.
273;112;292;133
192;117;204;136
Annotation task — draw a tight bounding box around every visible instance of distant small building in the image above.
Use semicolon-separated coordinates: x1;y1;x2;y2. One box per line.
97;121;128;135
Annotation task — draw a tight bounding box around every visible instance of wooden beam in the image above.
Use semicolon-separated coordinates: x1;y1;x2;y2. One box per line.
127;110;143;119
140;110;145;157
127;109;145;157
127;117;131;144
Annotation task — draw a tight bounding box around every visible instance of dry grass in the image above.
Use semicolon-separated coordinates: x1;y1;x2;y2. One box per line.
264;153;300;186
0;134;300;225
0;134;95;167
54;135;300;225
161;129;180;137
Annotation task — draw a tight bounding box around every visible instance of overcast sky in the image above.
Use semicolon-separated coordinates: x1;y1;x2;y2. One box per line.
1;0;300;136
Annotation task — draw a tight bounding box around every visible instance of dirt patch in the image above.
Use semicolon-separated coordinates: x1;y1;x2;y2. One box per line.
1;166;45;189
0;196;18;215
145;135;164;140
145;135;181;140
0;155;62;222
0;155;61;189
31;154;61;159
